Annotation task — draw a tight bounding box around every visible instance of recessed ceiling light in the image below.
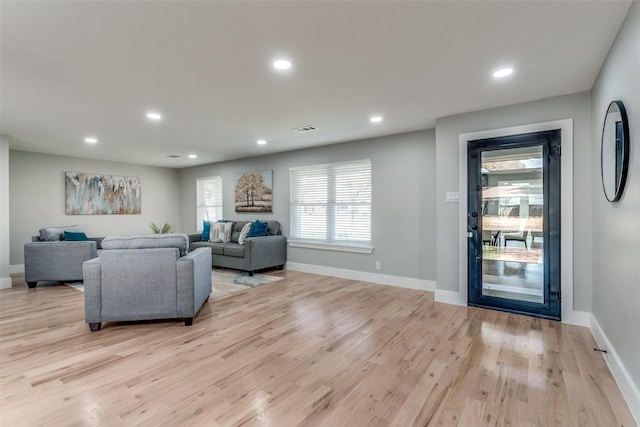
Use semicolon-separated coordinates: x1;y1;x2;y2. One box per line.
493;68;513;78
188;154;197;159
84;137;98;144
293;125;318;133
257;139;267;145
146;111;162;121
370;116;383;123
273;59;292;70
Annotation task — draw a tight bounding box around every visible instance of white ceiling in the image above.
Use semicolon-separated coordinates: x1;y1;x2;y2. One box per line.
0;1;632;168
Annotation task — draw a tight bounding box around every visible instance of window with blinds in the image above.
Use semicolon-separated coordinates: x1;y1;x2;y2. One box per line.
290;159;371;248
196;176;223;231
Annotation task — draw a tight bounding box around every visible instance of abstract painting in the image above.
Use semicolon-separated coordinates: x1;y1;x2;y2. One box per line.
234;170;273;213
65;172;141;215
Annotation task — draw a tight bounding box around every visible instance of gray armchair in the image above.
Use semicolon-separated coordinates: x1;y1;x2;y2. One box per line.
24;238;100;288
83;236;212;332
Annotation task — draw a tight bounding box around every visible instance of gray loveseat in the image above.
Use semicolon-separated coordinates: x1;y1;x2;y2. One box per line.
189;220;286;275
24;226;104;288
83;233;212;331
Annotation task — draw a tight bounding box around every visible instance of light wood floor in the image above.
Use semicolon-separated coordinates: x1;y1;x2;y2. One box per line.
1;271;635;426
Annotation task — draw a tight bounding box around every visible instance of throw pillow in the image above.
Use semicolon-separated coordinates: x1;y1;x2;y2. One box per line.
39;225;82;241
237;222;252;245
201;220;210;241
247;220;269;238
209;221;233;243
63;231;89;241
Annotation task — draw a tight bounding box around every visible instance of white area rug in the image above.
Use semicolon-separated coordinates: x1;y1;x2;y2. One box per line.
210;269;283;299
61;268;282;299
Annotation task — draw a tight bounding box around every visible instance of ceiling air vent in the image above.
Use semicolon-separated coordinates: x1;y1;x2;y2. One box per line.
165;155;181;158
293;125;318;133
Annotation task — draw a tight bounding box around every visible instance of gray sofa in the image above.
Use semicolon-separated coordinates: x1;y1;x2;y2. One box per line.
24;227;104;288
83;234;212;331
189;220;286;275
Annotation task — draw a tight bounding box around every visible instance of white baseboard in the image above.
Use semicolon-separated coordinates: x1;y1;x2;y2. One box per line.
0;277;11;289
590;314;640;425
285;262;435;292
10;264;24;274
435;289;467;306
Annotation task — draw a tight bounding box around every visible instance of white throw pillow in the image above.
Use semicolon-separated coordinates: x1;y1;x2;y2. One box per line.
238;222;252;245
209;222;233;243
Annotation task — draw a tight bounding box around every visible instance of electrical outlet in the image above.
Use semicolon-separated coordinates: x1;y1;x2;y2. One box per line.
375;261;381;270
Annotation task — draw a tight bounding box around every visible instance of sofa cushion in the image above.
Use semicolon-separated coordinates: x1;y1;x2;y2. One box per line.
223;244;245;258
265;220;281;236
101;233;189;256
238;222;252;245
230;221;248;242
210;222;233;243
247;220;269;238
39;225;82;241
190;241;225;255
64;231;89;241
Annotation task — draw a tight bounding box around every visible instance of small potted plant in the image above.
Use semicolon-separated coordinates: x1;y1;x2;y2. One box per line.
149;222;174;234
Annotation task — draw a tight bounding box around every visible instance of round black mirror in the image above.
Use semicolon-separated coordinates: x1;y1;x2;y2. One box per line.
601;100;629;202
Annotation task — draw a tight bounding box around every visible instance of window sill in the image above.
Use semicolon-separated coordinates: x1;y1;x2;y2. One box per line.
288;240;374;254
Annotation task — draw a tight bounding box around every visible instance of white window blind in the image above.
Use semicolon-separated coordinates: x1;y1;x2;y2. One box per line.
290;159;371;247
196;176;223;231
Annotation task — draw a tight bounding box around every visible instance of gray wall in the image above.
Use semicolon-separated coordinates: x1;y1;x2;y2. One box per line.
0;136;10;288
179;130;437;281
435;91;593;311
591;0;640;399
9;150;180;265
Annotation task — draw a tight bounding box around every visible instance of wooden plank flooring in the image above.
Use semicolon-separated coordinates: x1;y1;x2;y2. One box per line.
0;271;636;426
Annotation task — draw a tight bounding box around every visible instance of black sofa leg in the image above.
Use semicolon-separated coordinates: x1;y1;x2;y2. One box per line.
248;271;254;276
27;282;37;288
89;323;101;332
185;318;193;326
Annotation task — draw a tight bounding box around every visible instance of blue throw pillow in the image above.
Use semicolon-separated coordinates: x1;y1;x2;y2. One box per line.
201;221;210;241
63;231;89;241
247;220;269;238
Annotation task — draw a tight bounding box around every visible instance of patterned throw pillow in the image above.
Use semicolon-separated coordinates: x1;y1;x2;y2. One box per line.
209;221;233;243
238;222;252;245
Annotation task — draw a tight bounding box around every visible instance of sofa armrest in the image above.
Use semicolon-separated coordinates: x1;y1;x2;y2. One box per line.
177;247;212;317
83;257;102;324
188;233;204;245
244;235;287;271
89;237;105;249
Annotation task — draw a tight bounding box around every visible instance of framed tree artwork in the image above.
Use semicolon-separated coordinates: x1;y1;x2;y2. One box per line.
234;170;273;213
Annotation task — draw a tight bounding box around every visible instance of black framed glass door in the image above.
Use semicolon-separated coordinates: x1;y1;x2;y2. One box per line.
468;130;561;320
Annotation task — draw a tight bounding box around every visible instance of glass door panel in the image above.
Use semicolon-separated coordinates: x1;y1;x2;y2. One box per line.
481;146;544;304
